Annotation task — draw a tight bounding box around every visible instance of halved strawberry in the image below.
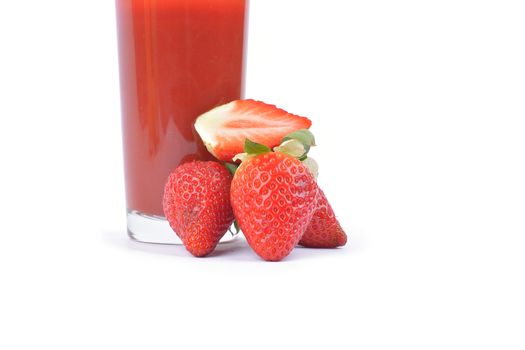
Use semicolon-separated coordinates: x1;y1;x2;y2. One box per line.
194;99;312;162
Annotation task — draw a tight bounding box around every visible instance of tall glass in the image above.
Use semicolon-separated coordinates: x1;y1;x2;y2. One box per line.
115;0;248;244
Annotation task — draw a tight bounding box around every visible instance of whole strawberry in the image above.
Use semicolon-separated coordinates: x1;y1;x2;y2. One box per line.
163;161;234;257
230;151;318;261
299;188;347;248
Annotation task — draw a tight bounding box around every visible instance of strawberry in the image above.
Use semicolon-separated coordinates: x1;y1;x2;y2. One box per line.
195;99;312;162
299;189;347;248
230;150;318;261
163;161;234;257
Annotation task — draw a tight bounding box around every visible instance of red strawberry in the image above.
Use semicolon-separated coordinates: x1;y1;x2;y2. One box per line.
230;152;318;261
195;99;312;162
299;188;347;248
163;161;234;257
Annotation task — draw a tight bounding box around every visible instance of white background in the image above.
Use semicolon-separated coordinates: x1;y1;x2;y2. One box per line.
1;0;524;349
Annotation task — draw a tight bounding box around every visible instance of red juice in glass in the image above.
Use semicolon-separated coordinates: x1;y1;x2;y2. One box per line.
115;0;247;243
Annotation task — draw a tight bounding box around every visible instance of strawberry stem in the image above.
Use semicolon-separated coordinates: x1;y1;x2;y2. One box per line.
228;220;241;235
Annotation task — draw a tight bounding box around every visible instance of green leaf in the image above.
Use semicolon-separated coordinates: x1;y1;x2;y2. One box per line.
234;220;240;233
229;220;241;236
224;163;239;175
282;129;316;148
244;139;271;155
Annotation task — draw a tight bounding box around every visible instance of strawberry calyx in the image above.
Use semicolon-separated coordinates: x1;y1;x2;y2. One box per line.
224;139;272;174
281;129;316;155
227;129;319;179
273;139;306;159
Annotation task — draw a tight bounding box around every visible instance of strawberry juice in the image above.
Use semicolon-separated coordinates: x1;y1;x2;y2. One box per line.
116;0;247;243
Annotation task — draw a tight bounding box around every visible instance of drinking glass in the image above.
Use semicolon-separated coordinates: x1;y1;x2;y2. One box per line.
115;0;248;243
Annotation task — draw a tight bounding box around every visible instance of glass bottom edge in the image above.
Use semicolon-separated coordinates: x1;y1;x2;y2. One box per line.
126;210;238;245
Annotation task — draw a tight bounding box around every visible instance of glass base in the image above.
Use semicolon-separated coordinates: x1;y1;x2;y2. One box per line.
127;210;239;245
